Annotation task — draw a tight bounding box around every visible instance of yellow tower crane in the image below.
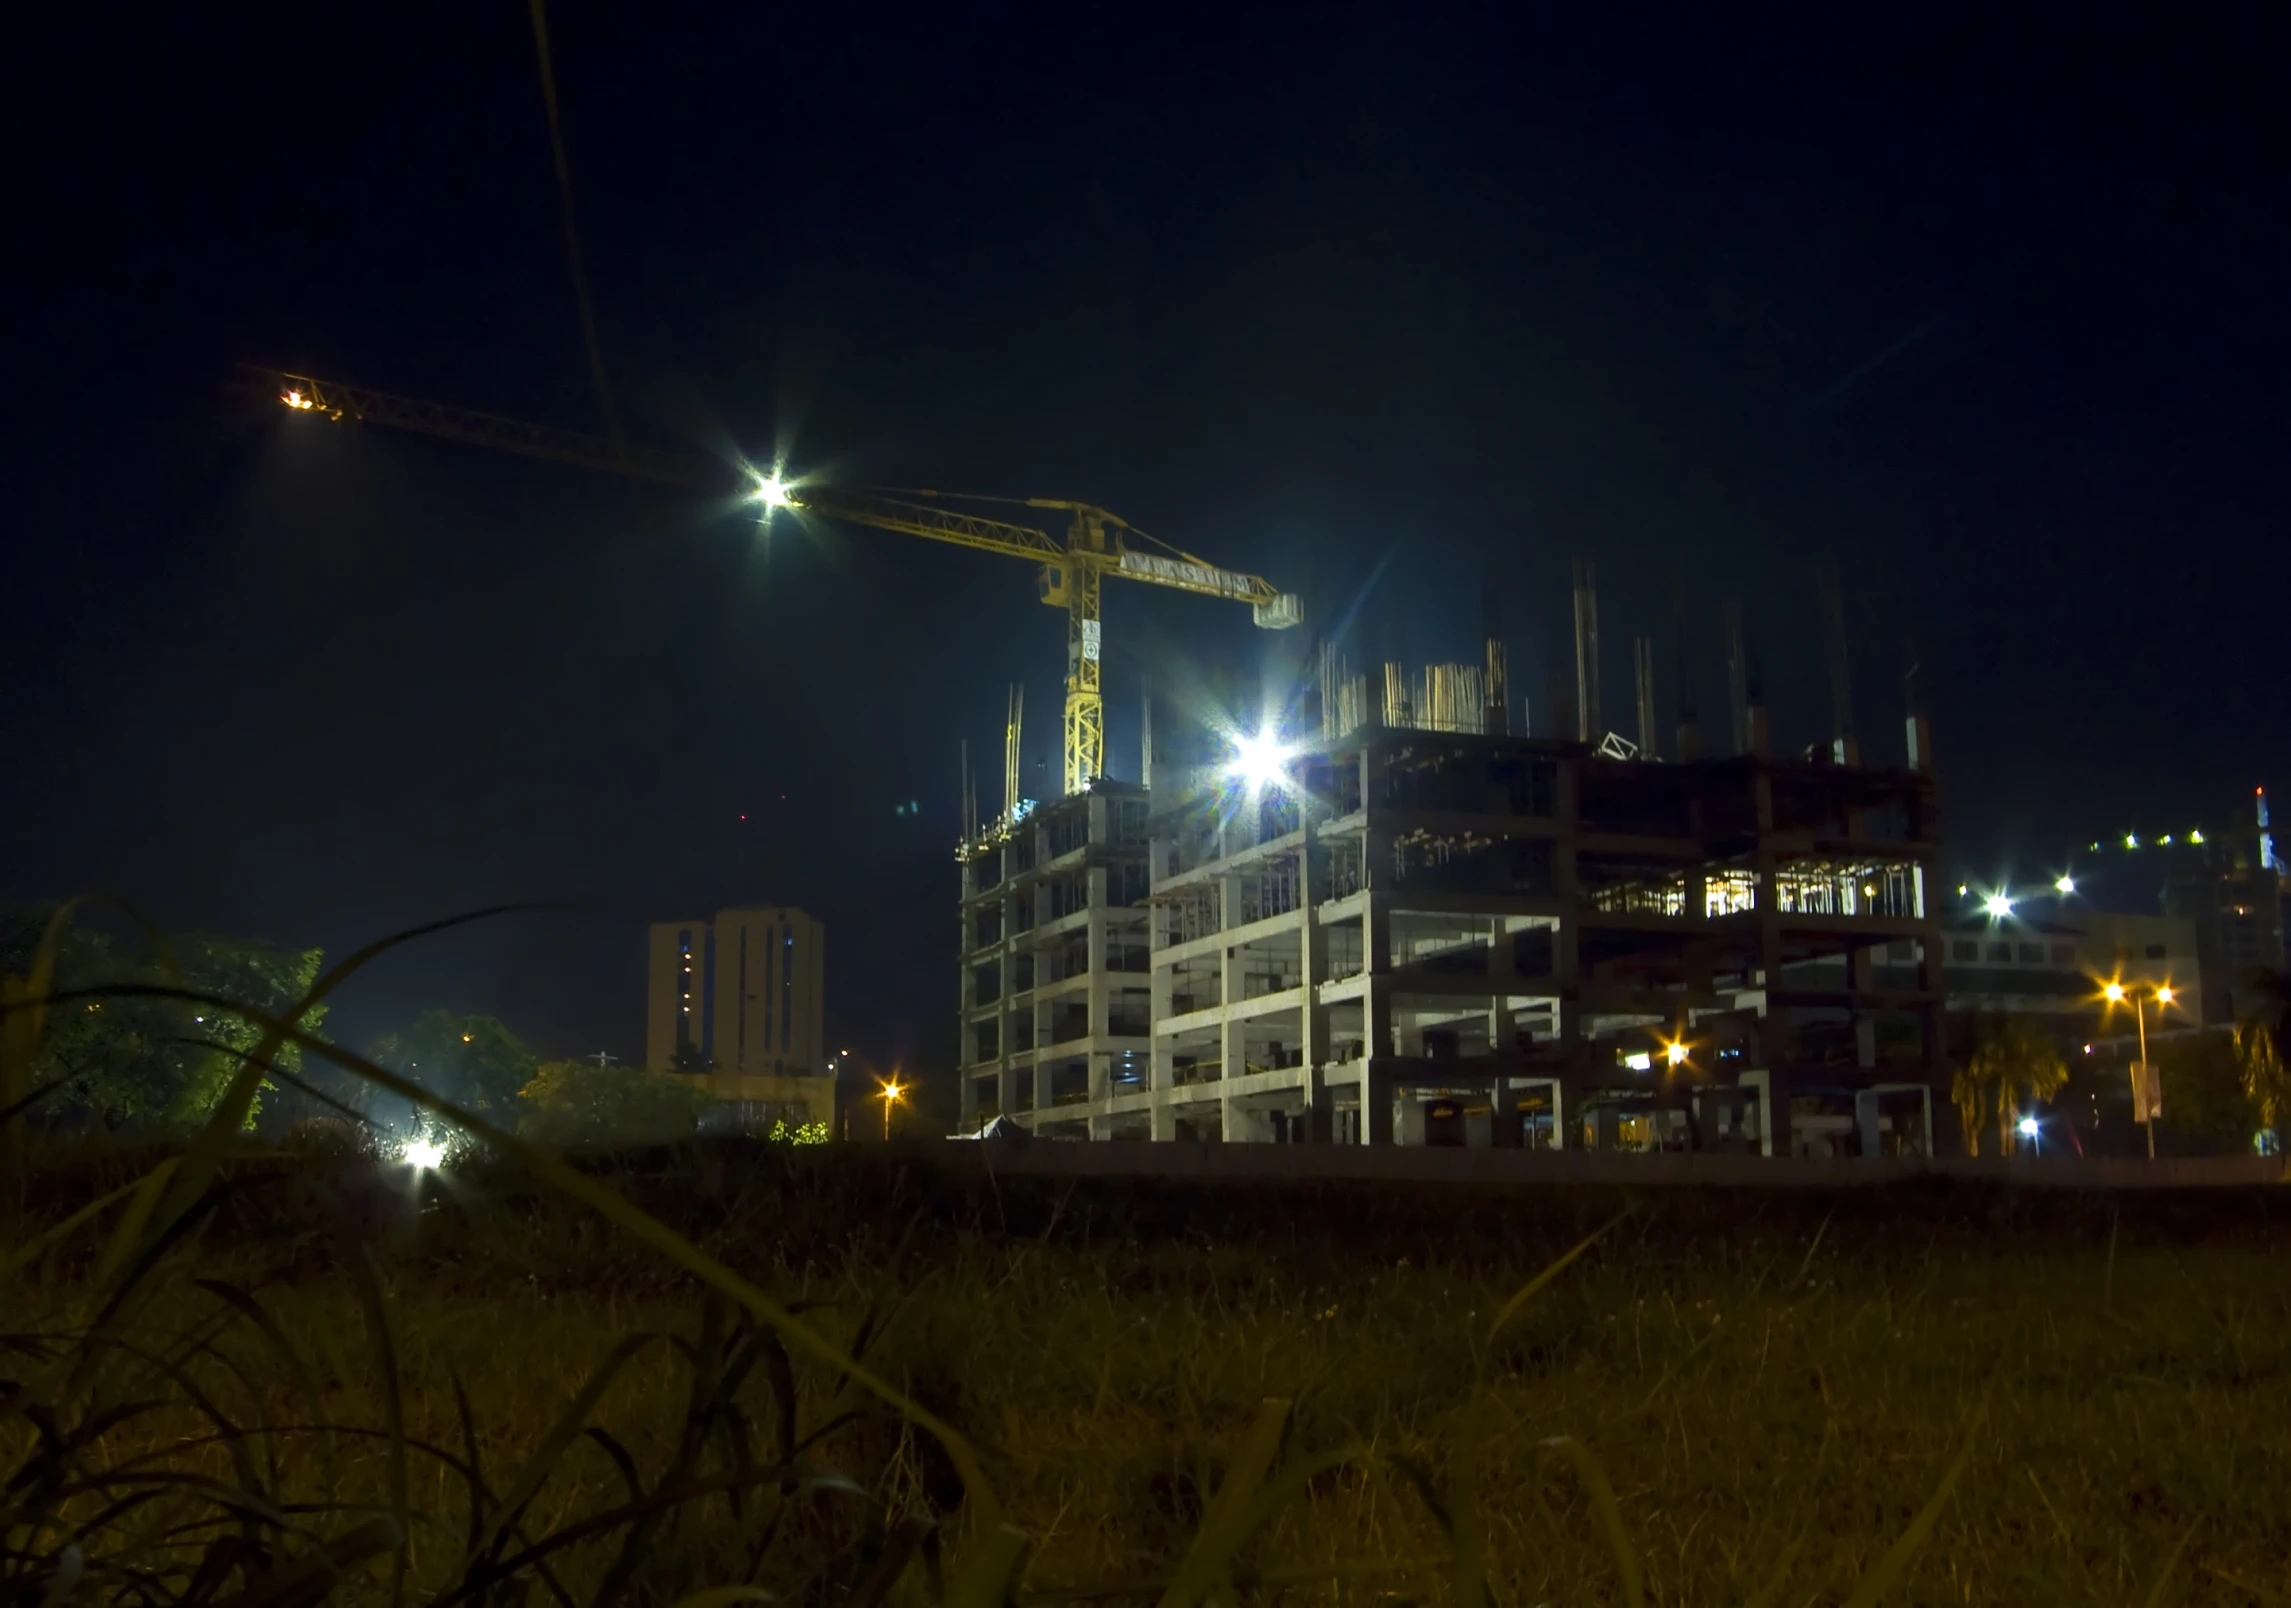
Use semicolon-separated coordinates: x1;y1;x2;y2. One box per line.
248;366;1302;797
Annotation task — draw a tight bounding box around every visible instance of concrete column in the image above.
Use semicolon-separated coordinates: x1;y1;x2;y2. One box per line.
1739;1067;1794;1157
1086;875;1111;1038
1394;1093;1426;1145
1552;1073;1584;1150
1360;1066;1395;1144
1854;1088;1882;1157
1590;1104;1621;1152
1487;915;1515;1062
1290;814;1331;1139
1147;840;1176;1127
1489;1076;1523;1147
1552;758;1584;1095
1149;1098;1177;1140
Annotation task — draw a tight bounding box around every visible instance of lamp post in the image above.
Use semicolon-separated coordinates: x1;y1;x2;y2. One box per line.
879;1079;905;1141
2101;980;2177;1159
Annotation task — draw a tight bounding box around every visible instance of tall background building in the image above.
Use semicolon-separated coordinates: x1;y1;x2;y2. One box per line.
645;908;831;1130
2068;789;2285;1026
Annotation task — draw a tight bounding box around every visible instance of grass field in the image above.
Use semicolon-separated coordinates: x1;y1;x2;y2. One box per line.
11;1146;2291;1606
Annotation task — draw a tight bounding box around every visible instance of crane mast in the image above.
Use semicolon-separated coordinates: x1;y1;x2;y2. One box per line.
244;365;1301;795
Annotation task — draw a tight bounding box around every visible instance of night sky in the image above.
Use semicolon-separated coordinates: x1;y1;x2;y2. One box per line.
7;7;2282;1071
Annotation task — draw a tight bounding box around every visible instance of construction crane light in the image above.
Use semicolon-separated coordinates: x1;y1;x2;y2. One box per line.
281;388;316;411
1224;730;1294;793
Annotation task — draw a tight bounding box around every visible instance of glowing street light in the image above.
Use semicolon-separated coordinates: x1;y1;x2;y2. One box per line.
1664;1038;1690;1068
1224;730;1294;795
2053;874;2076;895
2100;978;2180;1158
1982;891;2015;919
750;473;795;512
878;1078;905;1141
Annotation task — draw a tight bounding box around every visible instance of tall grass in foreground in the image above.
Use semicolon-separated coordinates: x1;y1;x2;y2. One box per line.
2;909;2236;1605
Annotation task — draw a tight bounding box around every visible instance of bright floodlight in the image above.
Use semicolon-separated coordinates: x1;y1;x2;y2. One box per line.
1664;1039;1689;1067
2017;1116;2039;1138
2156;985;2176;1006
751;474;793;511
1982;892;2014;919
401;1137;446;1171
2054;874;2076;895
1225;730;1293;792
2103;981;2128;1003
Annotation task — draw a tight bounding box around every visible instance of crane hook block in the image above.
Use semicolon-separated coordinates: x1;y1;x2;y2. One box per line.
1254;594;1305;630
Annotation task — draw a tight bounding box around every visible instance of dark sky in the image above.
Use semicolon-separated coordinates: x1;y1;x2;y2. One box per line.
6;6;2283;1069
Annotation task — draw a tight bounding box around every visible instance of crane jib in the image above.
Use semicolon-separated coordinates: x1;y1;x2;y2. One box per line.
1114;551;1266;599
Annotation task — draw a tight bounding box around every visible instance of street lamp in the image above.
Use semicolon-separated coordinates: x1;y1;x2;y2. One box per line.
878;1078;905;1141
2101;979;2178;1158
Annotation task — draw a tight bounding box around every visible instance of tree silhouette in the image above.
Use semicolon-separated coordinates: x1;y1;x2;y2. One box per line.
1953;1015;2068;1156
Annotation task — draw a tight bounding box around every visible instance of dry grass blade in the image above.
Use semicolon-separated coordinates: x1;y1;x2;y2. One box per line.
1154;1398;1290;1608
2140;1518;2200;1608
2;1164;174;1279
665;1590;778;1608
196;1279;339;1506
207;1516;404;1608
91;1157;185;1289
946;1525;1031;1608
342;1240;409;1608
1485;1209;1630;1349
1023;1557;1453;1605
33;1541;85;1608
1540;1436;1642;1608
438;1467;864;1606
466;1331;659;1568
1741;1533;1806;1608
1445;1435;1487;1608
1838;1404;1985;1608
843;1513;933;1608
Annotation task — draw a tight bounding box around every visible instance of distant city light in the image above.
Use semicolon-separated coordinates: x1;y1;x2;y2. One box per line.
2124;833;2139;849
1665;1039;1690;1067
1982;892;2015;919
1625;1051;1652;1072
2160;834;2174;845
2190;829;2205;844
2054;875;2076;895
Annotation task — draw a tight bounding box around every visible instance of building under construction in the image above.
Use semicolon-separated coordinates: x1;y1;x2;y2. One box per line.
957;568;1949;1156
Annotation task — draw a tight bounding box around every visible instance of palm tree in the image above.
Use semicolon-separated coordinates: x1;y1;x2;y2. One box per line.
1957;1015;2069;1156
2234;967;2291;1147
